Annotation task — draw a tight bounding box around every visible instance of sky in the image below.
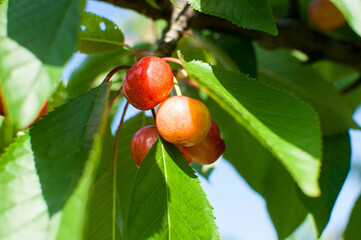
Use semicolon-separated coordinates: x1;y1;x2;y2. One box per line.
64;1;361;239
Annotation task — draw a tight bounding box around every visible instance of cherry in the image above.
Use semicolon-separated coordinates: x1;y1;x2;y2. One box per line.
178;120;225;165
34;100;48;121
122;56;174;110
130;125;159;167
0;95;47;124
0;96;5;116
156;96;211;147
307;0;346;32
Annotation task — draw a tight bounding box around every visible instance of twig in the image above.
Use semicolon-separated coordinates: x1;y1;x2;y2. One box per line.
286;0;300;19
162;57;183;66
156;4;195;57
102;65;130;83
109;86;123;107
151;108;156;122
112;101;129;236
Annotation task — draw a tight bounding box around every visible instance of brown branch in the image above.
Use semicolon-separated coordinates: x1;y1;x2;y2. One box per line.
156;3;195;57
286;0;300;19
96;0;173;21
96;0;361;71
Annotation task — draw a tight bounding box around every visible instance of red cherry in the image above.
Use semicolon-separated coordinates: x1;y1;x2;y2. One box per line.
307;0;346;32
123;56;174;110
34;100;48;121
0;95;47;124
130;125;159;167
0;95;5;116
179;120;225;165
156;96;211;147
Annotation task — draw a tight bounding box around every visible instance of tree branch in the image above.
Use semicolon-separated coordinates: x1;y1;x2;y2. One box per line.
96;0;361;71
286;0;300;19
95;0;173;21
156;4;195;57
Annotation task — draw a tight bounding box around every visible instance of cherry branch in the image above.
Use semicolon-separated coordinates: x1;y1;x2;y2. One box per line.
286;0;300;19
96;0;361;71
156;4;195;57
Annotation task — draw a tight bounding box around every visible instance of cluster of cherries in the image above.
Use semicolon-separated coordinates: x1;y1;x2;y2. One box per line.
122;56;225;167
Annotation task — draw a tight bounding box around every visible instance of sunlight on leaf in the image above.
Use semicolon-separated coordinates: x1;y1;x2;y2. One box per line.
127;139;220;239
180;52;322;197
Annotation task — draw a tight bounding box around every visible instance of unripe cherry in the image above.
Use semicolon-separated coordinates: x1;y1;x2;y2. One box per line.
130;125;159;167
178;120;225;165
123;56;174;110
156;96;211;147
307;0;346;32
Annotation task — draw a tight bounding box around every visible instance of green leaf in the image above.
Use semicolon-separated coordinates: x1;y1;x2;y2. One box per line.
127;139;220;239
263;161;309;239
78;12;125;54
0;132;50;240
345;194;361;239
0;83;110;239
180;53;322;197
331;0;361;37
83;112;154;239
66;49;134;98
0;0;84;130
301;132;351;236
344;85;361;113
311;60;360;91
146;0;161;9
192;32;240;72
205;98;308;239
174;37;217;66
256;46;357;135
187;0;278;35
191;161;217;179
198;30;257;78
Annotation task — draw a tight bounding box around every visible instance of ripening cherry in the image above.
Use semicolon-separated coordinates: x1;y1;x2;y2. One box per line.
130;125;159;167
0;96;5;116
0;95;47;124
122;56;174;110
307;0;346;32
156;96;211;147
34;100;48;121
178;120;225;165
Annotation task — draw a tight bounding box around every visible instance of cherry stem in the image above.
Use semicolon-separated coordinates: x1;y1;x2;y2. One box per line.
109;86;123;108
102;65;131;83
173;77;183;96
151;108;156;122
162;57;183;66
112;101;129;234
113;101;129;165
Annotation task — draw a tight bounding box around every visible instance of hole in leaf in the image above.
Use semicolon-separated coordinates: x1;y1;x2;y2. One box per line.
99;22;106;31
80;25;86;31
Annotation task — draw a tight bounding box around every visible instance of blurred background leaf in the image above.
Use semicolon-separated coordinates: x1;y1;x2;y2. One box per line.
0;0;84;130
